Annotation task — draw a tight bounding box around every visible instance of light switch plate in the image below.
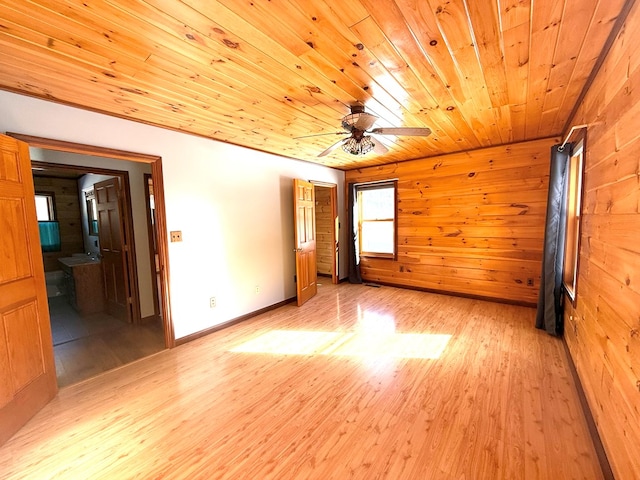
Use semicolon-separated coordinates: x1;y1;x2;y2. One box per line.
170;230;182;242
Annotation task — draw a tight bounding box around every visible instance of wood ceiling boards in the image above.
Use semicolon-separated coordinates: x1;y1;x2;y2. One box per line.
0;0;628;169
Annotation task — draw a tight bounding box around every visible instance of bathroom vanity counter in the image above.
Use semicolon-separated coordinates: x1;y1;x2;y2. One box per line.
58;256;101;268
58;257;105;315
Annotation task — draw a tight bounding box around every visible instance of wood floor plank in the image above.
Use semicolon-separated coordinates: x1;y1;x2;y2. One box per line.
0;283;602;479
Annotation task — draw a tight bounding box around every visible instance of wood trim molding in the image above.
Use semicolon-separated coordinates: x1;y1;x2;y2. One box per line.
359;280;538;308
10;133;175;348
309;180;337;188
329;185;339;285
150;156;174;348
562;0;637;134
7;133;160;163
174;297;296;346
562;339;615;480
143;173;161;320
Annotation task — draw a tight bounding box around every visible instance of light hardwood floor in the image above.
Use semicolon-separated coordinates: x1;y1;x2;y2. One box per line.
0;284;602;479
48;296;165;387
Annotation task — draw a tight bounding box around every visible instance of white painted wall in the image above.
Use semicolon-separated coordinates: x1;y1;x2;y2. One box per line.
0;90;347;340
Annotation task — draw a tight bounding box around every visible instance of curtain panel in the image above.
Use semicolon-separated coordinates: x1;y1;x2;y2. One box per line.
347;183;362;284
536;144;571;335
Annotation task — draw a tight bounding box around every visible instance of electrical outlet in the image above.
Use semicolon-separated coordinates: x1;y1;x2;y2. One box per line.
255;285;260;294
170;230;182;242
527;278;534;287
209;297;216;308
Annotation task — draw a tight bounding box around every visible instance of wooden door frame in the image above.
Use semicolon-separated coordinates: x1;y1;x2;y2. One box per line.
33;161;139;324
7;133;174;348
143;173;161;322
311;181;339;285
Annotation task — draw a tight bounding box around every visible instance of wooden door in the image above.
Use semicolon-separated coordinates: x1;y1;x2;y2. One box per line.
95;178;130;322
0;134;57;446
144;174;161;321
293;179;317;306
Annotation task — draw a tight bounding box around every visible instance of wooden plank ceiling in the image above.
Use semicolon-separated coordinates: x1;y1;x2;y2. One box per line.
0;0;628;169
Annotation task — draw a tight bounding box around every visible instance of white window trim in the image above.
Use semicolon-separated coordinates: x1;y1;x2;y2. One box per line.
356;180;397;259
563;139;584;302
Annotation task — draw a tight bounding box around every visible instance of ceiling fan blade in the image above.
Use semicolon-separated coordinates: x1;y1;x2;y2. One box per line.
353;112;378;131
294;131;346;139
370;135;389;155
318;138;348;157
370;127;432;136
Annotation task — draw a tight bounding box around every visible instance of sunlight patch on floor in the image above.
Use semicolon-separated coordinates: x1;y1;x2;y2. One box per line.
230;330;451;359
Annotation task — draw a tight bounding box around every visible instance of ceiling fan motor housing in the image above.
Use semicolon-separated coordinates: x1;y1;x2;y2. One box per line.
340;105;378;131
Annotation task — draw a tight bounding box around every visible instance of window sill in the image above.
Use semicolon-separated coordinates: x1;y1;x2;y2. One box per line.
360;252;396;260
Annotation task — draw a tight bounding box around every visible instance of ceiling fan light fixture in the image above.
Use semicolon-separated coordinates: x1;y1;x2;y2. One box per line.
342;135;375;155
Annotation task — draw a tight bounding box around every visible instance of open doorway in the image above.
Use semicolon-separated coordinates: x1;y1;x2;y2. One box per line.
10;132;173;388
32;158;162;387
312;182;339;285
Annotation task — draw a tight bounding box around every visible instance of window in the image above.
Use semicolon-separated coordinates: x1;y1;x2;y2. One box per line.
356;181;397;258
563;139;584;302
35;192;61;252
35;193;55;221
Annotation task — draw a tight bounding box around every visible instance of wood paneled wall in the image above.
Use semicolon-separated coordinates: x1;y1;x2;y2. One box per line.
33;176;84;272
345;138;557;305
315;186;333;276
564;2;640;478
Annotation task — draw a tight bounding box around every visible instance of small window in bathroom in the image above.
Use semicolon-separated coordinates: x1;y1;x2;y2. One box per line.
35;192;61;252
35;192;56;221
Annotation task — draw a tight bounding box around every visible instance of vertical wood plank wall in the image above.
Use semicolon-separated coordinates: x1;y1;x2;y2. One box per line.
315;187;332;276
345;137;557;305
565;2;640;478
33;176;84;272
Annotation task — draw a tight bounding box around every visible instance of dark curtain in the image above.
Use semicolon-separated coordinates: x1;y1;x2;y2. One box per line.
536;144;571;336
347;183;362;284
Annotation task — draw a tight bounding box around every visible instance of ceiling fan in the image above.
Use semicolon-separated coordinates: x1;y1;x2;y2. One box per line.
298;105;432;157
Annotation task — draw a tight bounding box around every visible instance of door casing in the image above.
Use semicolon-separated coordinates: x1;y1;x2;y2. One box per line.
311;181;339;285
7;132;174;347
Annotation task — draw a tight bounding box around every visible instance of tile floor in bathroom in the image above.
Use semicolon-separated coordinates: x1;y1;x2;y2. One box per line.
48;296;166;387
